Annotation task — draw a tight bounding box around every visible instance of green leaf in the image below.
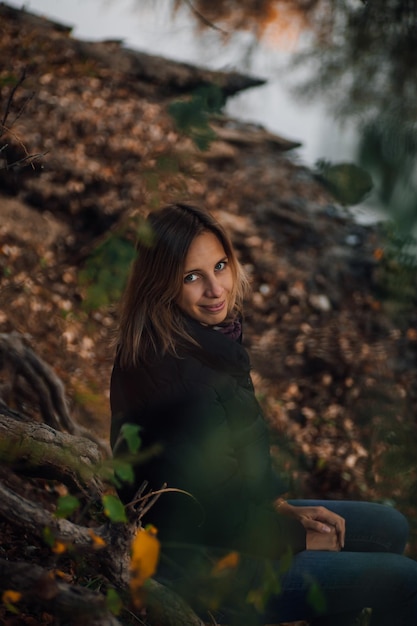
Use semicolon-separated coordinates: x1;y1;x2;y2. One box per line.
316;160;373;205
307;581;326;614
55;495;80;519
168;84;225;151
278;546;294;574
79;234;136;311
106;588;123;615
42;526;55;547
246;561;281;612
136;217;156;248
102;494;127;523
121;423;142;454
113;459;135;485
0;73;19;87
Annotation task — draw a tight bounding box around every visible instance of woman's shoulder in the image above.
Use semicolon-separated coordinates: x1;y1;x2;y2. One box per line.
111;348;209;396
184;319;251;376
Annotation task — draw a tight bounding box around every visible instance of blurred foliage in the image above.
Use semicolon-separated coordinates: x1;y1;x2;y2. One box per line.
290;0;417;231
55;494;80;519
71;378;110;417
174;0;327;37
315;159;373;206
78;234;136;311
371;412;417;539
292;1;417;121
106;588;123;616
306;580;326;614
359;117;417;232
79;217;156;311
170;0;417;231
102;494;127;522
168;84;225;150
120;423;142;454
130;526;160;607
374;223;417;315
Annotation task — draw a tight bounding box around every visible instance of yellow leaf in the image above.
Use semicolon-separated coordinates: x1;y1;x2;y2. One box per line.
53;570;73;583
212;551;240;574
2;590;22;604
88;528;106;549
52;540;67;554
407;328;417;341
130;526;160;606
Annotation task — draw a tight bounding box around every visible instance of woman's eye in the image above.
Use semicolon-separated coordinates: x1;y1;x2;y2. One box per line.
215;261;227;271
184;273;198;284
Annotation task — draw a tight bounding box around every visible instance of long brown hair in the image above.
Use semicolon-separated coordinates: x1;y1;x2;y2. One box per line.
117;203;249;368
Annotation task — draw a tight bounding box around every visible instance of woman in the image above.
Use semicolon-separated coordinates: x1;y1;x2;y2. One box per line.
111;203;417;625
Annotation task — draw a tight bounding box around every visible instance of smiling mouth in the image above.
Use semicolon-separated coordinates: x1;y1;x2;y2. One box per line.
202;301;225;313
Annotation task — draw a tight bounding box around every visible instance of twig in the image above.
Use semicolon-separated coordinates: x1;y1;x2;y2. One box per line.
8;90;35;129
0;69;44;171
2;150;48;171
137;482;167;520
130;485;205;525
206;610;220;626
182;0;228;34
1;68;26;129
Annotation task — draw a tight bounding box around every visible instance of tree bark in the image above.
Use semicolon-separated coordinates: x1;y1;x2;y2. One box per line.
0;332;110;455
0;558;122;626
0;478;205;626
0;411;105;497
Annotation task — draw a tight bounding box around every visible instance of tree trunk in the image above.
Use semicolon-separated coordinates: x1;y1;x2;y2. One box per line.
0;558;121;626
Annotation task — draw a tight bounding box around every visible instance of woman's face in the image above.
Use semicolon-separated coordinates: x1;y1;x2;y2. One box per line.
176;230;234;325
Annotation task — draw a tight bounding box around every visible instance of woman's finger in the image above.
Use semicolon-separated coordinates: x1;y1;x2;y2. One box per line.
301;518;333;534
313;508;346;547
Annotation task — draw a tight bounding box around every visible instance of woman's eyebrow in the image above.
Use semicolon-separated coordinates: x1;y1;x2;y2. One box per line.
183;266;200;275
183;256;228;275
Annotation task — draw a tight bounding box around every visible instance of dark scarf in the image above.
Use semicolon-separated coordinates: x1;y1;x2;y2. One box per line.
183;316;248;376
213;318;242;342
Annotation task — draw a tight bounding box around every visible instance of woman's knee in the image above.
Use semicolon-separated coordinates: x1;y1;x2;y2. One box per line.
375;504;409;553
295;500;410;554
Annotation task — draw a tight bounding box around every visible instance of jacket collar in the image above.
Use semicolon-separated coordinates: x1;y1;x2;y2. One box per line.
182;316;250;375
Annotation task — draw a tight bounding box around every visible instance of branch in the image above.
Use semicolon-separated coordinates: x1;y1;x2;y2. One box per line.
0;412;105;497
1;68;27;129
0;558;122;626
0;476;206;626
0;475;172;588
182;0;228;34
0;478;102;547
1;150;48;171
0;476;136;587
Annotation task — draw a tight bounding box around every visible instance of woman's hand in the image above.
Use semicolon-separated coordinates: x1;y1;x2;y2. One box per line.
306;527;341;551
274;500;345;550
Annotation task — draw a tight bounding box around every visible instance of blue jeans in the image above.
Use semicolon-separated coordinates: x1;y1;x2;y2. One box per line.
261;500;417;625
158;500;417;625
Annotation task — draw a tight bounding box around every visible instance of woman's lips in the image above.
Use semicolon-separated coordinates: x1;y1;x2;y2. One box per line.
202;301;225;313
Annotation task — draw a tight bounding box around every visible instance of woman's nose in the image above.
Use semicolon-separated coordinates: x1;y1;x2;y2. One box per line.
205;276;223;297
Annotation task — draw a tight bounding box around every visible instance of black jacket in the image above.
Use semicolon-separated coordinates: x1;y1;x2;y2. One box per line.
110;318;305;559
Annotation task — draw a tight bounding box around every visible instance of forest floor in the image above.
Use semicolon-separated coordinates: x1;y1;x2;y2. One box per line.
1;6;417;621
